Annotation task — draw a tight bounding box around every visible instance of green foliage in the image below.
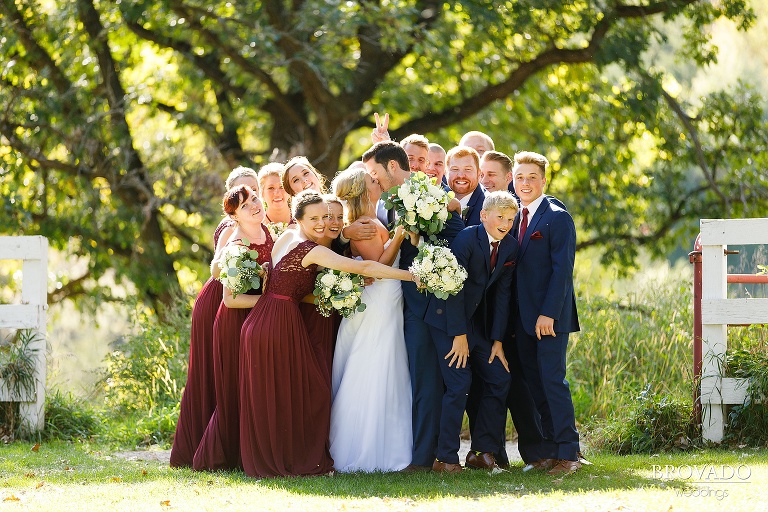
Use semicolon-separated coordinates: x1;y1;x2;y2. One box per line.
97;298;191;446
724;325;768;446
569;276;693;420
589;385;699;454
2;0;765;315
43;389;101;442
0;329;42;440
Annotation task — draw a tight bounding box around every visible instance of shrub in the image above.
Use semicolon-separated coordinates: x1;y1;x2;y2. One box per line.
0;329;41;440
96;297;192;446
724;330;768;447
43;389;101;441
589;385;699;454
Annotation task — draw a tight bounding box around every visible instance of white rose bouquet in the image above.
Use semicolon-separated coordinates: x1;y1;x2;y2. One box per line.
267;221;290;239
383;171;453;241
409;242;467;299
217;239;263;298
313;268;367;318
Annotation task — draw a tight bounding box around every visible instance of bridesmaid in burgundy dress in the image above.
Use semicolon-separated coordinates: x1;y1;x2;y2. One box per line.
170;167;259;468
238;191;420;478
193;185;273;471
299;197;344;386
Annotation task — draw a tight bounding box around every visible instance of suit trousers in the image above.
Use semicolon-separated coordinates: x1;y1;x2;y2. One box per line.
404;307;443;467
515;324;580;461
429;326;510;464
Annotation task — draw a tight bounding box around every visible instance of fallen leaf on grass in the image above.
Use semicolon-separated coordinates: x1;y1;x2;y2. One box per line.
142;470;148;476
110;477;122;482
36;482;44;489
160;500;171;506
24;472;35;478
4;495;20;502
31;443;40;452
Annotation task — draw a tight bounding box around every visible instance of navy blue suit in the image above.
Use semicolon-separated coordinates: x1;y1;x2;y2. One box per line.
424;224;514;463
513;197;580;461
461;187;485;227
399;207;465;467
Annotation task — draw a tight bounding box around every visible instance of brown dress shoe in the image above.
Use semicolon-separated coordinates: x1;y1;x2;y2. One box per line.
529;458;557;471
400;464;432;473
546;459;582;476
465;451;499;470
432;459;463;474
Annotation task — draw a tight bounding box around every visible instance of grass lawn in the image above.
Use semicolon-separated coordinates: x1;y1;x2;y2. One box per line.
1;442;767;511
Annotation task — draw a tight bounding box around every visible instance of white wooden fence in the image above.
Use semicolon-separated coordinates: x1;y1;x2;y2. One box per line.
699;218;768;443
0;236;48;432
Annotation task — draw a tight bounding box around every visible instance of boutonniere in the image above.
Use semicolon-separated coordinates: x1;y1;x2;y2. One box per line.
461;206;469;221
530;231;543;240
503;261;516;267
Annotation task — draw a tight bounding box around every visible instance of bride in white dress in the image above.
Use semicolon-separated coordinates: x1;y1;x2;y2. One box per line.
329;166;417;472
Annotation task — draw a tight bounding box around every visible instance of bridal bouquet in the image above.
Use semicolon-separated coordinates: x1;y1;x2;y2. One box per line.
383;171;453;240
314;268;367;318
409;242;467;299
267;221;290;239
217;239;263;298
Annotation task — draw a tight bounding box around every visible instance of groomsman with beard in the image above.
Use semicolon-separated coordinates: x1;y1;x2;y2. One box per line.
362;141;465;472
446;146;485;227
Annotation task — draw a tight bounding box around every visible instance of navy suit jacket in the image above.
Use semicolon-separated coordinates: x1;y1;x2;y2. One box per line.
424;224;517;342
513;197;579;336
399;209;465;319
462;187;485;227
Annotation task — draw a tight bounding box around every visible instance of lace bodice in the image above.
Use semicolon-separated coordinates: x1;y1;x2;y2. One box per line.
231;224;274;295
265;240;319;300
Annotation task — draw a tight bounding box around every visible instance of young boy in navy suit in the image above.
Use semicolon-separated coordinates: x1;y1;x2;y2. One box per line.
512;151;582;476
424;191;519;473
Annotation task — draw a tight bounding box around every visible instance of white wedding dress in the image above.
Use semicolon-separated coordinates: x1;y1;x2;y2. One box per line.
329;251;413;472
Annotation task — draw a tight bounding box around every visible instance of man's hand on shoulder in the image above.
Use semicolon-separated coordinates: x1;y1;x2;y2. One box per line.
343;218;377;241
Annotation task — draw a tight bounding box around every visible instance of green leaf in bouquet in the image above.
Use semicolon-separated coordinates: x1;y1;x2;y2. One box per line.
357;303;366;312
227;267;239;277
248;249;259;259
241;237;250;245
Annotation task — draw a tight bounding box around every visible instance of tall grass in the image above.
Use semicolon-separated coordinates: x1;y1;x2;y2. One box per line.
569;277;693;421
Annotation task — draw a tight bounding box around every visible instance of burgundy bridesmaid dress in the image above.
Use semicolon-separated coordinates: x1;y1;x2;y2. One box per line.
169;219;232;468
239;240;334;477
193;225;273;471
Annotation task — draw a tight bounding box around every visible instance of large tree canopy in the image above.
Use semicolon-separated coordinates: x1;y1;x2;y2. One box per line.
1;0;765;314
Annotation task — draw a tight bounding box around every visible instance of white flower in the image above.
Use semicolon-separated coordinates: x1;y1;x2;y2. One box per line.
339;277;354;292
320;272;337;287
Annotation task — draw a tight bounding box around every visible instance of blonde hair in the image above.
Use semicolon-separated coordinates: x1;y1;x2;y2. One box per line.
401;133;430;151
257;162;285;190
482;190;519;214
225;166;258;191
460;131;495;151
331;166;369;224
513;151;548;177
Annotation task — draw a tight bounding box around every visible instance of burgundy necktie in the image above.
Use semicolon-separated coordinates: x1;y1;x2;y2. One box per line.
490;240;499;271
519;207;529;241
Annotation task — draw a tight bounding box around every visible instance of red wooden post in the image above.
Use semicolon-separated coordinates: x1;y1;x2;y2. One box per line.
689;234;703;424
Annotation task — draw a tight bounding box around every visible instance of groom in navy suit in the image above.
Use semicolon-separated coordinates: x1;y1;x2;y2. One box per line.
424;191;518;472
362;141;465;471
511;151;582;476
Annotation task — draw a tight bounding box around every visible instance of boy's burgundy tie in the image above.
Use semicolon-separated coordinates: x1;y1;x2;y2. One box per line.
490;240;499;271
519;207;529;241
